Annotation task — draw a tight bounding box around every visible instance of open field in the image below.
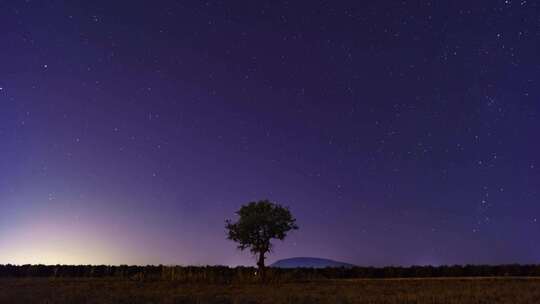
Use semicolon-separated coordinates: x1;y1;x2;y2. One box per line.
1;277;539;304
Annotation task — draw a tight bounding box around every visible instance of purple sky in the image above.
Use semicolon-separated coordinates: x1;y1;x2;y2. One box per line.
1;1;539;266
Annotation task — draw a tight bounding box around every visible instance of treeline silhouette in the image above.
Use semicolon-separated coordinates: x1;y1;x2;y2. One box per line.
1;264;539;283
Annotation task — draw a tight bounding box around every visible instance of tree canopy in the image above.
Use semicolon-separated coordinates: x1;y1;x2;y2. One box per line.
225;200;298;274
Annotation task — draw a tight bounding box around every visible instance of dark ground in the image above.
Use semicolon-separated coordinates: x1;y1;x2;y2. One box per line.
1;277;539;304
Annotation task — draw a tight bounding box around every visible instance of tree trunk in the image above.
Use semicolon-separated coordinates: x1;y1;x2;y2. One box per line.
257;251;266;280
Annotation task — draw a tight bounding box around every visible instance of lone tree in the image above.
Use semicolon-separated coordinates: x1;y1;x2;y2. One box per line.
226;200;298;277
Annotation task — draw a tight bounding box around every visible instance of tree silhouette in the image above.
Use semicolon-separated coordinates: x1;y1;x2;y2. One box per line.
226;200;298;278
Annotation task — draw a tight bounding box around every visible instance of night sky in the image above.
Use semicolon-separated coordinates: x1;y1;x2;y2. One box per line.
1;1;539;267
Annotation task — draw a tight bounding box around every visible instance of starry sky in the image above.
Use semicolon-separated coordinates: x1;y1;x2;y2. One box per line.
1;1;539;267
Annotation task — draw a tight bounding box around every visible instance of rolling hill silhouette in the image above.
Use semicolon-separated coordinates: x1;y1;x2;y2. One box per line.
271;257;355;268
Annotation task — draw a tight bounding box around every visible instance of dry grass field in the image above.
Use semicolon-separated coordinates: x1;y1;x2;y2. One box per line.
1;277;539;304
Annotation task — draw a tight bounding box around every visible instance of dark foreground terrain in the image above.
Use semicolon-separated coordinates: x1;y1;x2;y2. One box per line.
1;277;539;304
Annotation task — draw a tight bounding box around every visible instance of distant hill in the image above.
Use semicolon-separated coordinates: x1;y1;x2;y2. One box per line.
270;257;355;268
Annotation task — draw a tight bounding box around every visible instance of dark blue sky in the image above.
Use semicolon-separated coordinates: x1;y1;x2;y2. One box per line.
0;0;539;266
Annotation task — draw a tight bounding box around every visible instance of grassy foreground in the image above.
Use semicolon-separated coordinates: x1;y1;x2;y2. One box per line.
1;277;539;304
